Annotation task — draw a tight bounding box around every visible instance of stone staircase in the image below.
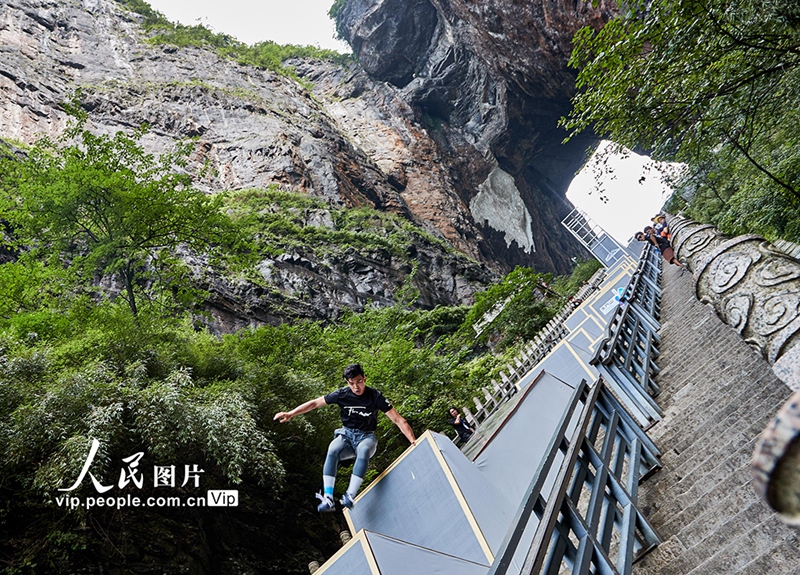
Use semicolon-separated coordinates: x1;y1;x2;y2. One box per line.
634;264;800;575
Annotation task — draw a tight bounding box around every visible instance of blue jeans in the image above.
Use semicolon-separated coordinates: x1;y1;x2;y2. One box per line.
323;427;378;479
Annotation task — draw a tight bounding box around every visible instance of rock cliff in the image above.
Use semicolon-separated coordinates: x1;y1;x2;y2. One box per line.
0;0;612;326
333;0;617;270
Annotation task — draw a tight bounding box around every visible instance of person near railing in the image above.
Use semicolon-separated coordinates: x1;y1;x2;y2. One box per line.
636;228;685;268
448;407;474;443
273;364;416;513
652;214;670;239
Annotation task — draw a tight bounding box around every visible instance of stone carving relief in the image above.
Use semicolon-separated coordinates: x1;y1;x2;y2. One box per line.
707;251;756;294
752;290;800;337
671;216;800;366
673;223;718;263
723;294;751;334
757;243;800;287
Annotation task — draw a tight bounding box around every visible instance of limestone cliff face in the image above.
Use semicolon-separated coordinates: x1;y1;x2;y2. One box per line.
0;0;496;328
0;0;610;328
334;0;617;272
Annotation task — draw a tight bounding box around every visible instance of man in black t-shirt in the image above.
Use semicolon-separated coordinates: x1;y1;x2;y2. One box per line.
448;407;474;443
274;364;416;512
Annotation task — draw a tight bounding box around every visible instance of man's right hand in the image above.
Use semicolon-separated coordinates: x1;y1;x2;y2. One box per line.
273;397;326;424
274;412;293;423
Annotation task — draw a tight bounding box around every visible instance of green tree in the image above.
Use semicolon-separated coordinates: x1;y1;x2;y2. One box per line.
1;111;234;317
564;0;800;239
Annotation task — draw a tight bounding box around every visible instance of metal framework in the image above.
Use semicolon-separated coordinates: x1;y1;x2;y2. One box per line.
561;209;630;266
488;379;662;575
591;245;664;428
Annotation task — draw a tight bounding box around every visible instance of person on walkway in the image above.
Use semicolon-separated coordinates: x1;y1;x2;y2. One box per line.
448;407;474;443
273;364;416;512
652;214;670;239
636;228;685;268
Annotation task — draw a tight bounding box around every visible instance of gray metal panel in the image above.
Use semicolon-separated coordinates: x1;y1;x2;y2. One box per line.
348;439;489;564
473;372;578;506
627;238;647;259
566;330;593;352
431;433;515;552
318;539;373;575
368;531;489;575
591;233;627;265
566;313;607;342
535;344;597;387
564;307;591;332
514;366;543;391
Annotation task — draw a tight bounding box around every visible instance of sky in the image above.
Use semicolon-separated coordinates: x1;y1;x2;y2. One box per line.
566;142;677;245
142;2;671;246
144;0;351;52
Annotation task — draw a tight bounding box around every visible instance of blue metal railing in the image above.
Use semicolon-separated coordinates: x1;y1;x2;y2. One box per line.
488;378;662;575
591;245;664;428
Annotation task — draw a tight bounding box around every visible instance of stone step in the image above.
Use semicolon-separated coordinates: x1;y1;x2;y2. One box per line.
666;383;789;483
632;263;798;575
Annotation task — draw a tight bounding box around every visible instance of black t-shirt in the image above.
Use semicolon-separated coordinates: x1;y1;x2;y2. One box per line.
449;417;473;441
649;233;671;253
324;386;392;431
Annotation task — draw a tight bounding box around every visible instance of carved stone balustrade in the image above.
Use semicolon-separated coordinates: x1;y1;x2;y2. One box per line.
669;216;800;523
671;217;800;371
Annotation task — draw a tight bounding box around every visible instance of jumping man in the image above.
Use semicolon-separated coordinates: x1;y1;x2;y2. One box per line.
273;364;416;512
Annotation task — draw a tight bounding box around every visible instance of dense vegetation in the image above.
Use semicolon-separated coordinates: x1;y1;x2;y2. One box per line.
114;0;350;82
0;112;600;572
565;0;800;241
0;104;235;319
224;187;449;261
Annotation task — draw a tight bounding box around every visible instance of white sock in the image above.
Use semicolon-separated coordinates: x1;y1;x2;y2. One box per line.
347;475;364;498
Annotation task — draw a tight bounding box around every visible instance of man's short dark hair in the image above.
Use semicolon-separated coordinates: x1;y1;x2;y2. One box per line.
343;364;365;380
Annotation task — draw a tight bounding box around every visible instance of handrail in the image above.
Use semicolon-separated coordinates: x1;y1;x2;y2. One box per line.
488;379;594;575
520;380;603;575
590;244;664;428
488;377;662;575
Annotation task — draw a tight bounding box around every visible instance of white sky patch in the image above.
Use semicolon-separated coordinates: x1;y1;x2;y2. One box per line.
144;0;351;52
566;141;680;245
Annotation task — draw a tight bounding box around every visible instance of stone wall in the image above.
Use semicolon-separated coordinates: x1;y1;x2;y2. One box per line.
670;216;800;522
633;263;800;575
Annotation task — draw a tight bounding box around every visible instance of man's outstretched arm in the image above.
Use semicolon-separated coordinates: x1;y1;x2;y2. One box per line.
386;407;416;445
274;396;327;423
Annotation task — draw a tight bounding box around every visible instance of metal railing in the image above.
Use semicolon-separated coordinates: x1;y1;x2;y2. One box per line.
488;378;662;575
591;245;664;428
629;246;662;324
462;268;608;430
